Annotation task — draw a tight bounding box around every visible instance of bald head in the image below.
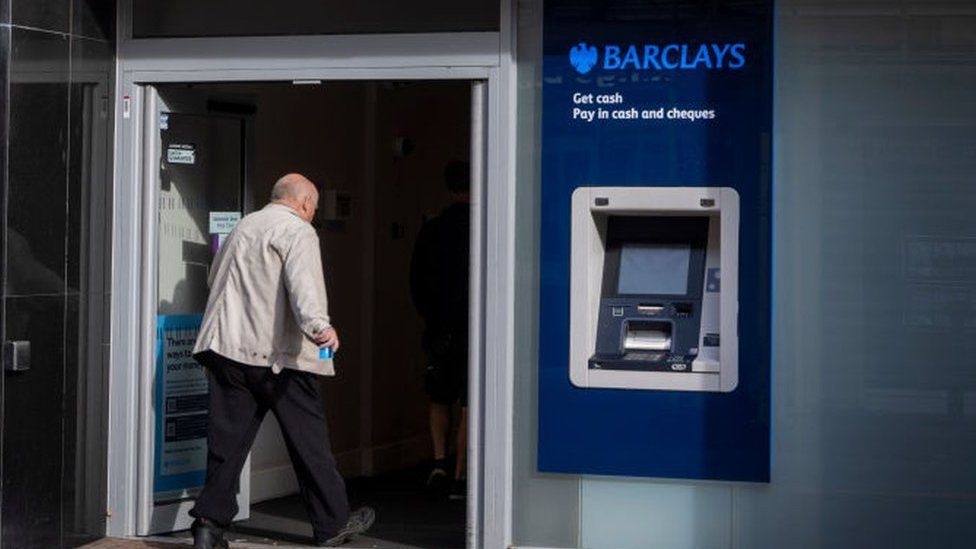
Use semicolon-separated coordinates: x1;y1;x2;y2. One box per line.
271;173;319;223
271;173;316;202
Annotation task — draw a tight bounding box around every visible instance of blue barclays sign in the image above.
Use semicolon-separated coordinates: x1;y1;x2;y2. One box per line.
569;41;747;74
539;0;773;484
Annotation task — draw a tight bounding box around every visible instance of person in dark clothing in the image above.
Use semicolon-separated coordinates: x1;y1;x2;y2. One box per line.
409;160;471;499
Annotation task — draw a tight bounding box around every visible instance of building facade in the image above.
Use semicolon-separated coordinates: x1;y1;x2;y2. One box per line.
1;0;975;548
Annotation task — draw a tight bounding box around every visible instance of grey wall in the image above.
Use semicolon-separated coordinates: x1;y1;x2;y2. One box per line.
512;0;582;545
0;0;114;547
512;1;976;548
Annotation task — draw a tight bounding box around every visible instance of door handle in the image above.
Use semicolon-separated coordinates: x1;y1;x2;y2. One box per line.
3;340;31;372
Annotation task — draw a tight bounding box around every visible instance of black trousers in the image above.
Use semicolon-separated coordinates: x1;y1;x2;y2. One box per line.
190;351;350;539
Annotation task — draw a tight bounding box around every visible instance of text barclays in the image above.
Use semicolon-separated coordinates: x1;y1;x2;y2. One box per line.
569;42;747;74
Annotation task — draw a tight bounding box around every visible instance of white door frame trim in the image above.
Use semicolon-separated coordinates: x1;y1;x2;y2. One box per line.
108;10;517;549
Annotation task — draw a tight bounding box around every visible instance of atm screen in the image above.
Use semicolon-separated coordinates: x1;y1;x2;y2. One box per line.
617;243;691;295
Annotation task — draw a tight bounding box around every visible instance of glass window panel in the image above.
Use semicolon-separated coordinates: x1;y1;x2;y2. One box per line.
132;0;499;38
157;113;243;316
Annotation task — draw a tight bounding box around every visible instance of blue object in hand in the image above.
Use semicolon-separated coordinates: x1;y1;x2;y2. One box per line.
319;346;334;360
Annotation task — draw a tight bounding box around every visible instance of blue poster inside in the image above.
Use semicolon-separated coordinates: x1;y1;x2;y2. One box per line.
538;0;773;482
154;313;209;498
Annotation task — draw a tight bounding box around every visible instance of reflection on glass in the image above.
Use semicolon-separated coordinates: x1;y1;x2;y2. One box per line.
132;0;499;37
156;113;243;316
153;108;245;503
63;38;114;546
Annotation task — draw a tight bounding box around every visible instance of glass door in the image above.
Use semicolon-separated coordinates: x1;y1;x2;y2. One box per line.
140;85;253;534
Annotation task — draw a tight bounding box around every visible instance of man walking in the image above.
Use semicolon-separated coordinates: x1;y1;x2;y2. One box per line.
189;173;374;548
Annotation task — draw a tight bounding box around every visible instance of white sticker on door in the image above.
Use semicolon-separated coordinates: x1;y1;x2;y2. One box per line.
208;211;242;234
166;143;196;165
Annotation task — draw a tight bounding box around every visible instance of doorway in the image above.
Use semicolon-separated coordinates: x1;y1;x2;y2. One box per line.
142;80;479;547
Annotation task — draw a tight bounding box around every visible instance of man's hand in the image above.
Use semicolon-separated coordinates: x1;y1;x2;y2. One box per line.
313;326;340;352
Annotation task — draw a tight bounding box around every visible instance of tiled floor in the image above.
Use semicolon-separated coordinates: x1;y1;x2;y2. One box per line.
82;467;466;549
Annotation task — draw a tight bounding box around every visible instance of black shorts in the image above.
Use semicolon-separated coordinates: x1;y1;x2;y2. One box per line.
424;358;468;407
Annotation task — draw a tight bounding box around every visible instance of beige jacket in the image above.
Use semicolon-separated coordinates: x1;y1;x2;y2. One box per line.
193;203;335;375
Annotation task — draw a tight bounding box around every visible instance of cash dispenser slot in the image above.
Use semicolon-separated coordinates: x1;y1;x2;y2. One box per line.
624;320;672;351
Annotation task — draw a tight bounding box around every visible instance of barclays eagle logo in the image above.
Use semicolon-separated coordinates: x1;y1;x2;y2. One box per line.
569;42;598;75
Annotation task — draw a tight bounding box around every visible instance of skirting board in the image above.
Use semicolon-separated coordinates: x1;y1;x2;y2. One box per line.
367;434;431;476
249;463;299;504
249;434;431;503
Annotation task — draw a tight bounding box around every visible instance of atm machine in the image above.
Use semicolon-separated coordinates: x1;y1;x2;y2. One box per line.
569;187;739;392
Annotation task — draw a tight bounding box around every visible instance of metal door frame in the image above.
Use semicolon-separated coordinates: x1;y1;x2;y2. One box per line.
108;11;518;549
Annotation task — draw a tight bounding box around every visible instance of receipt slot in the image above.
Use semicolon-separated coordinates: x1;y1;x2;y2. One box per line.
570;187;739;392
